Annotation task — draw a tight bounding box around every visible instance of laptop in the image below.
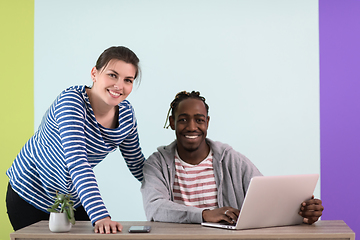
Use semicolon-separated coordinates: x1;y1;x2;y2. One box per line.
201;173;319;230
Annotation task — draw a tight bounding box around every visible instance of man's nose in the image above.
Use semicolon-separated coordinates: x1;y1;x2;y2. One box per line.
187;119;197;130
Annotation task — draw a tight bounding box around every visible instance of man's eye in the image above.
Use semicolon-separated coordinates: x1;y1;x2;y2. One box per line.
197;119;205;123
178;119;186;122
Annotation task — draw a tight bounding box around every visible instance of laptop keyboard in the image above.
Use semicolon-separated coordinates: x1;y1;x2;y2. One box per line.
218;220;236;226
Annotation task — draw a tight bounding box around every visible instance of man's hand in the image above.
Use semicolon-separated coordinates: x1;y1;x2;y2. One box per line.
299;195;324;224
202;207;240;224
94;217;122;234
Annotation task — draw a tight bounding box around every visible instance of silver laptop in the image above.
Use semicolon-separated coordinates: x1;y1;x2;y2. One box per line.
201;174;319;230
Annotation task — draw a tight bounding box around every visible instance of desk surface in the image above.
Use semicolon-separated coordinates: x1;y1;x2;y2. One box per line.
10;220;355;240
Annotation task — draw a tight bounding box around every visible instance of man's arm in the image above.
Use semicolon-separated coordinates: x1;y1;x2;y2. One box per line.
140;152;204;223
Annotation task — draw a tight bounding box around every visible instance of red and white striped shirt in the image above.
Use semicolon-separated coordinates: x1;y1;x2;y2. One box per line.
173;150;218;209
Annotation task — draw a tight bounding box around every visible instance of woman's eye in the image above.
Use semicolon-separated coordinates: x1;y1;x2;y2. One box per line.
125;78;134;84
109;74;117;78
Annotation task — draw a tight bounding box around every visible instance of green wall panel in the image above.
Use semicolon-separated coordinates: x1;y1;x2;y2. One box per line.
0;0;34;239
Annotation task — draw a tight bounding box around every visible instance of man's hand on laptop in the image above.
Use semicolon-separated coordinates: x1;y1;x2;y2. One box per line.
298;195;324;224
202;207;239;224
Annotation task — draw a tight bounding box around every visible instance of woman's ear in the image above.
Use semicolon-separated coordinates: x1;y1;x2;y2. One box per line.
169;116;175;130
90;67;97;82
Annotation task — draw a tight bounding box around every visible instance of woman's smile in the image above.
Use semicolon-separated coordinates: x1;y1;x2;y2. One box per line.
108;89;121;98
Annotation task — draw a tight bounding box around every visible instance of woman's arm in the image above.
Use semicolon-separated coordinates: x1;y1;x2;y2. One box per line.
55;91;110;225
118;104;145;181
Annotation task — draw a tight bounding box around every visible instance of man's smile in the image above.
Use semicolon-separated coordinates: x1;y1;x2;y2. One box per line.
184;134;201;139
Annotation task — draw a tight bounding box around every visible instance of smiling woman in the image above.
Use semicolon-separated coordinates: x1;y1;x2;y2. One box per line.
5;46;146;234
87;59;137;129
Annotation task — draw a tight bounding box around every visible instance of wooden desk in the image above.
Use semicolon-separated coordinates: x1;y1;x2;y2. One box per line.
10;220;355;240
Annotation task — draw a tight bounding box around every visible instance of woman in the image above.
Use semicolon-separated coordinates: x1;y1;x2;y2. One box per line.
6;46;145;234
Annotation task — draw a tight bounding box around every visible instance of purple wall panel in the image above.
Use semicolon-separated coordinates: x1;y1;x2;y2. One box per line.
320;0;360;235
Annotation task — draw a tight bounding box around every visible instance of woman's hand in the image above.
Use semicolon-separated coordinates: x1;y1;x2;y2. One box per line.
202;207;240;224
94;217;122;234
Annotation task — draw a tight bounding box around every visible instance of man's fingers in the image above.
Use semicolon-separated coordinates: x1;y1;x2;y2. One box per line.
303;217;319;225
302;204;324;212
301;210;323;218
224;208;239;223
300;203;323;212
303;198;322;206
225;212;237;223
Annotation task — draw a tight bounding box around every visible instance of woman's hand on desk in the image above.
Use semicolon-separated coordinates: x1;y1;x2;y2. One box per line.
202;207;239;224
298;195;324;224
94;217;122;234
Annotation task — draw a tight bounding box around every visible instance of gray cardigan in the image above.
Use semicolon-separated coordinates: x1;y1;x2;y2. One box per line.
141;138;262;223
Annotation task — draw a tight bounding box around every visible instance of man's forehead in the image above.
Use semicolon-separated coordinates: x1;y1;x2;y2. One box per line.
176;98;207;115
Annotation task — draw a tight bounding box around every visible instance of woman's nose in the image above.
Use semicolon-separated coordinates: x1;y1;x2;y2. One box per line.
114;79;124;89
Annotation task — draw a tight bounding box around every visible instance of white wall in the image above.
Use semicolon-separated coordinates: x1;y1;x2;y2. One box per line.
35;0;319;221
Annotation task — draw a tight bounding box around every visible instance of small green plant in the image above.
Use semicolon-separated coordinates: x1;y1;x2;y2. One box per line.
47;191;76;225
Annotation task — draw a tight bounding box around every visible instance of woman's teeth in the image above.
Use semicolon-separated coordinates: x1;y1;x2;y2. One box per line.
109;90;120;96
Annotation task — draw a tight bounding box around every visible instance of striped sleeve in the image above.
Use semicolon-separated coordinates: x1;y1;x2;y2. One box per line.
118;104;145;181
54;91;109;225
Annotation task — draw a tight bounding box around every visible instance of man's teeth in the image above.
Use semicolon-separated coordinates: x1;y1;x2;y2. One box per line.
185;135;198;139
109;90;120;96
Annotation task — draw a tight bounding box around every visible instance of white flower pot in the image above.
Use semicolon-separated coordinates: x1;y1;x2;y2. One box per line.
49;212;72;232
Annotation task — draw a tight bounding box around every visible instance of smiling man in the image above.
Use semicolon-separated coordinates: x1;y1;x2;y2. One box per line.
141;91;323;225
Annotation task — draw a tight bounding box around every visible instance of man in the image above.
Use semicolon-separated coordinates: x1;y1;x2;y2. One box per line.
141;91;323;225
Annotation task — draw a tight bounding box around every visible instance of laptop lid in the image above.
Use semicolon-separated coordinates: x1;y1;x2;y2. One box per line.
201;173;319;230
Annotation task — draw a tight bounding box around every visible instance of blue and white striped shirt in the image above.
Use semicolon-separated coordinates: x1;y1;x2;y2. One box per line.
6;85;145;224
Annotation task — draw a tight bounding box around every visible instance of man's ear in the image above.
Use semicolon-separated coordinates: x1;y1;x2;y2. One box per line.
206;116;210;129
90;67;97;82
169;116;175;130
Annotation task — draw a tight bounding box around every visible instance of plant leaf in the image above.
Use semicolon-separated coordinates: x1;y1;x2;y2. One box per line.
47;208;59;213
48;190;76;224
